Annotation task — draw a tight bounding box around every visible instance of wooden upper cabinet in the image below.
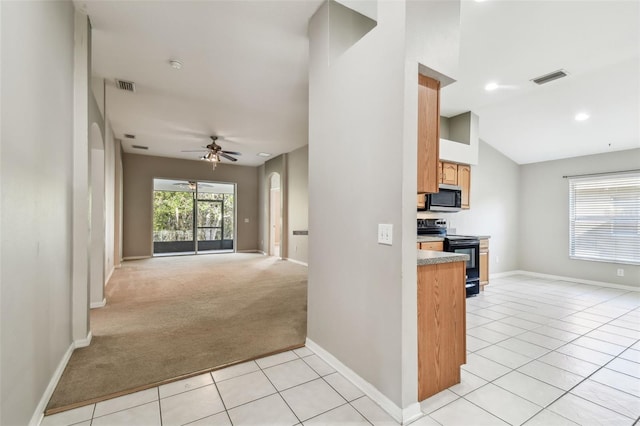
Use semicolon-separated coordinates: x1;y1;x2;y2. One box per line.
417;75;440;194
438;161;443;184
441;162;458;185
457;164;471;209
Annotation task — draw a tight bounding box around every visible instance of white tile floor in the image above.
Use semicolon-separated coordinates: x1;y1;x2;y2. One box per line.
42;275;640;426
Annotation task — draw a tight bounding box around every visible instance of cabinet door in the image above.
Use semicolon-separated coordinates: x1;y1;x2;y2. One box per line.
438;161;443;184
417;193;425;210
417;75;440;194
480;251;489;285
418;262;466;400
441;162;458;185
457;165;471;209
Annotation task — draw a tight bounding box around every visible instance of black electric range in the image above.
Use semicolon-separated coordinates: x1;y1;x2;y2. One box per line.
417;219;480;297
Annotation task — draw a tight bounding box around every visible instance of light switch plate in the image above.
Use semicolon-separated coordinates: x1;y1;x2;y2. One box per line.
378;224;393;245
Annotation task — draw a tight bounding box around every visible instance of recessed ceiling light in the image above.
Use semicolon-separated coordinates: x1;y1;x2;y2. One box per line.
485;82;499;91
575;112;590;121
257;152;272;157
169;60;182;70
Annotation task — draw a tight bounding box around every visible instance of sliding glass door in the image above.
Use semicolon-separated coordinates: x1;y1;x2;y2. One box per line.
153;179;235;255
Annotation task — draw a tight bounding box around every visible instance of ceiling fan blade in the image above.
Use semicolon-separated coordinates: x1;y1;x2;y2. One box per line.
181;149;208;152
219;152;238;162
221;150;241;156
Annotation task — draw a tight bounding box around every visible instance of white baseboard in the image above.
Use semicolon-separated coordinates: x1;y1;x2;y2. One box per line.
306;338;405;423
122;256;149;261
402;403;424;425
491;269;639;292
285;258;308;267
74;331;93;348
105;266;115;286
30;343;74;426
520;270;640;292
90;299;106;309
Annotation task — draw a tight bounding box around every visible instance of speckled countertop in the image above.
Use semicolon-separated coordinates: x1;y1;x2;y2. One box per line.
417;250;469;266
417;235;491;243
417;235;445;243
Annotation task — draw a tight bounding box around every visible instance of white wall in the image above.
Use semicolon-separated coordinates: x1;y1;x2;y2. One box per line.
0;1;76;424
286;145;309;264
418;140;521;273
308;0;407;409
519;148;640;287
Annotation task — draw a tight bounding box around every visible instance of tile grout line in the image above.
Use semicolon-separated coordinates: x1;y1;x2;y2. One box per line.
157;387;163;426
209;371;234;426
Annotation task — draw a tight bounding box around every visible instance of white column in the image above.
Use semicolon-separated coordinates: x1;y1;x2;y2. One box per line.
71;9;90;344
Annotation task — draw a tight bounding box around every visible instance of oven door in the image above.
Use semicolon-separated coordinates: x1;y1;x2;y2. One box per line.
447;243;480;280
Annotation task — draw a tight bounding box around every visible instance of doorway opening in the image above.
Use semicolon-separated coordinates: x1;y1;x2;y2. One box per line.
152;178;235;256
269;173;281;257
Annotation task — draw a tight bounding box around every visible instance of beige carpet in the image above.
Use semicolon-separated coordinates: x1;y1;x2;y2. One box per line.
46;253;308;413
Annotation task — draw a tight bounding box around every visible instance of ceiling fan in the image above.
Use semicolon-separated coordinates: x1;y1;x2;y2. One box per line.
182;136;241;170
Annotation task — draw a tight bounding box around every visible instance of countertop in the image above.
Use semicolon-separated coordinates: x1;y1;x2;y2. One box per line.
417;234;491;243
417;250;469;266
417;235;444;243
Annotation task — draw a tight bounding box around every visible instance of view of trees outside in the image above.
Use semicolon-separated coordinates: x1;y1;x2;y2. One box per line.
153;190;234;242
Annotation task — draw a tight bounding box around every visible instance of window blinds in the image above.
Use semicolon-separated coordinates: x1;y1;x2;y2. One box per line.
569;171;640;265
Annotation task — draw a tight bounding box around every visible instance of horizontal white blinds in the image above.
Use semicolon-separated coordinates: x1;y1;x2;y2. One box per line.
569;171;640;265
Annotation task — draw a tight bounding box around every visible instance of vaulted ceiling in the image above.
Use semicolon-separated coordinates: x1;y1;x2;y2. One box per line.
82;0;639;166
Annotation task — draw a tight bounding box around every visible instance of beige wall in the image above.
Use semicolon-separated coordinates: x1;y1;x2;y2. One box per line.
1;1;76;424
519;148;640;287
256;147;309;263
122;154;259;258
287;146;309;264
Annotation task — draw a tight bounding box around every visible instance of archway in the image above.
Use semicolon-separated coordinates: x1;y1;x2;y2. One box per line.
269;173;282;257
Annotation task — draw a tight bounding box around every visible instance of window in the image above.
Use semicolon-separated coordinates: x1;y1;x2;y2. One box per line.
569;171;640;265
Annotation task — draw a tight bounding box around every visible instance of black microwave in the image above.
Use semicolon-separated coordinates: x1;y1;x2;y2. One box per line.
419;184;462;212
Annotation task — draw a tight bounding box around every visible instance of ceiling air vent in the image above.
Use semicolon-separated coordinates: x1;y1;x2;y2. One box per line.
531;69;568;85
132;145;148;150
124;134;136;139
115;79;136;92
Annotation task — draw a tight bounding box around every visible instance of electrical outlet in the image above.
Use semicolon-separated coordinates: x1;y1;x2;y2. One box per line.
244;218;249;223
617;268;625;277
378;224;393;245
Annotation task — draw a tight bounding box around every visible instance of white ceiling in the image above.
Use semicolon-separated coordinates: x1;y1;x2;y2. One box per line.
82;0;639;166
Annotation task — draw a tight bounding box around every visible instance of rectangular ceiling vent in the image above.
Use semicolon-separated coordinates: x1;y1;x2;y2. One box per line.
531;69;568;85
115;79;136;92
132;145;148;150
124;134;136;139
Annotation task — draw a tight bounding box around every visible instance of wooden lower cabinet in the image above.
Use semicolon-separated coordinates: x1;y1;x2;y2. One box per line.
419;241;443;251
479;238;489;290
417;261;466;400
